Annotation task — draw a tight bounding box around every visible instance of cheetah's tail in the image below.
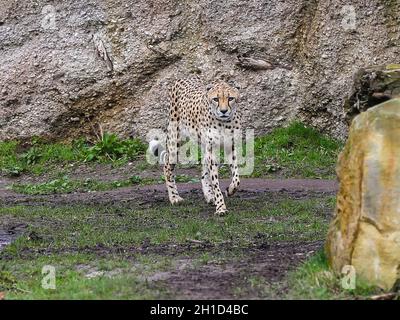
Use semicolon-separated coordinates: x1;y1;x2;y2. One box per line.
149;139;166;164
149;139;162;157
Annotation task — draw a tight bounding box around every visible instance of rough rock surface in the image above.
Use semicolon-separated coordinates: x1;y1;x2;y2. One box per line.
344;64;400;124
1;0;400;141
326;98;400;291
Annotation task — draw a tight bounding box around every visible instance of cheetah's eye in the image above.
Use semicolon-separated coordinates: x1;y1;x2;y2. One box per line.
228;97;235;102
212;97;219;102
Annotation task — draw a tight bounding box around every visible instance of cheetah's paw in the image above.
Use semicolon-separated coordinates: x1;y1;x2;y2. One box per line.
215;207;228;216
170;195;184;205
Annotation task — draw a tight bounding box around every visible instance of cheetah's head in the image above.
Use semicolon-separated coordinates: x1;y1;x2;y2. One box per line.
206;81;240;121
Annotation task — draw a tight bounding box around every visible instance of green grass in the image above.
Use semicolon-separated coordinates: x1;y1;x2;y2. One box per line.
0;122;342;180
0;194;335;299
0;134;146;176
0;196;334;254
283;250;381;300
0;141;23;176
0;123;345;299
252;122;343;178
11;176;152;195
1;253;170;299
10;174;199;195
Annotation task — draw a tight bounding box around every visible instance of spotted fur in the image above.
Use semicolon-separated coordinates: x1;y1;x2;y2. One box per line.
163;78;241;215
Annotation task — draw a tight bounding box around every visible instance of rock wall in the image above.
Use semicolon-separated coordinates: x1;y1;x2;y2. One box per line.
0;0;400;141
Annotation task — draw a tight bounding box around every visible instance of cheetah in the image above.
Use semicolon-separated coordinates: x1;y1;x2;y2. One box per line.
151;78;241;215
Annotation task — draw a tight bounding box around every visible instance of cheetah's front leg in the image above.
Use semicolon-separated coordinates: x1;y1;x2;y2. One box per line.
206;143;227;216
164;161;183;204
201;162;214;204
225;139;240;197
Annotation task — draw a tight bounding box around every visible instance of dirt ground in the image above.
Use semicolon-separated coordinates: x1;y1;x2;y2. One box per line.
0;170;337;299
159;240;323;299
0;175;337;206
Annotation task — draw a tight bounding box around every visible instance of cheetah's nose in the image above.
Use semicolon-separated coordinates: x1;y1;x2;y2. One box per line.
221;109;228;114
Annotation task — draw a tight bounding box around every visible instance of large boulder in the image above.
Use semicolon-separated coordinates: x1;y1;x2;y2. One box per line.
326;98;400;291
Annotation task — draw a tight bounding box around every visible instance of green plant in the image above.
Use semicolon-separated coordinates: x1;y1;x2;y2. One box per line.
2;165;25;177
0;141;26;176
130;175;143;184
86;133;145;162
21;146;43;165
0;268;17;291
12;176;74;195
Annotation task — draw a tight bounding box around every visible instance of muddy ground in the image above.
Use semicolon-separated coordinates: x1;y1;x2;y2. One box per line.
0;175;337;205
0;167;337;299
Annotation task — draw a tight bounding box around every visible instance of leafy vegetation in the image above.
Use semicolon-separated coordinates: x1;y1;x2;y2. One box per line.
0;122;342;180
0;134;146;176
85;133;145;162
